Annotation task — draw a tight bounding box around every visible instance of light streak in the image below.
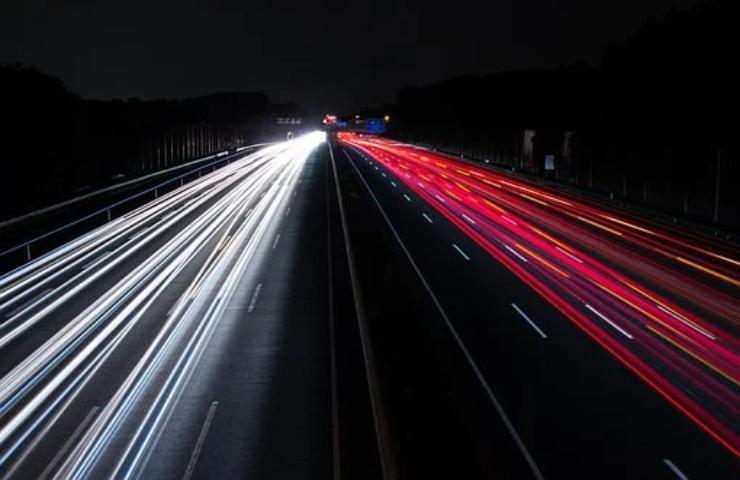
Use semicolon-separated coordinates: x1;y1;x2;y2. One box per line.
0;132;326;474
338;132;740;456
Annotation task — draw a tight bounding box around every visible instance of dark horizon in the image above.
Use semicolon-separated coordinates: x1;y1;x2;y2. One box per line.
0;0;703;113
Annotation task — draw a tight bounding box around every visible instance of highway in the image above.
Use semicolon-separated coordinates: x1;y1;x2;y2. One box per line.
335;133;738;479
0;132;335;478
0;127;736;479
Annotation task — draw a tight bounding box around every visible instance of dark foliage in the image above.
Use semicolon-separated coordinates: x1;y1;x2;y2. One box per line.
0;63;300;219
392;1;738;228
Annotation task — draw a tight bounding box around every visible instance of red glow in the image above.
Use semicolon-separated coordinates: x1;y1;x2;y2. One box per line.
339;132;740;456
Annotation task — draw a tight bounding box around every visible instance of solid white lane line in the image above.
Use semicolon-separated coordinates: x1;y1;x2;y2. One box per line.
422;213;433;224
511;303;547;339
272;233;281;250
452;244;470;261
584;304;633;339
247;283;263;313
403;194;411;202
663;459;689;480
504;245;528;263
182;401;219;480
343;153;544;480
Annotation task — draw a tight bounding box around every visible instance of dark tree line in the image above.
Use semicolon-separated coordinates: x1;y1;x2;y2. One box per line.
391;0;738;229
0;63;301;219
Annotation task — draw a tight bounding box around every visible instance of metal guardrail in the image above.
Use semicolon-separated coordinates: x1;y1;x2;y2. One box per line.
0;144;267;265
419;144;738;244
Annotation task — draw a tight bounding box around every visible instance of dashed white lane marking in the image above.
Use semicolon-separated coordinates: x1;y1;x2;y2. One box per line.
247;283;263;313
452;244;470;261
585;304;633;339
511;303;548;339
504;245;528;263
663;459;689;480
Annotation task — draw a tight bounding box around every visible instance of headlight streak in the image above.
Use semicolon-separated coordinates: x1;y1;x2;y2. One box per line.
339;133;739;457
0;132;325;476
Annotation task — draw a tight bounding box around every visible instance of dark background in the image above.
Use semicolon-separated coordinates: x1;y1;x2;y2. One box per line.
0;0;737;228
0;0;708;113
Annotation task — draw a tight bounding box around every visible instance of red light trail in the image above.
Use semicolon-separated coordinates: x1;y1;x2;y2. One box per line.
338;132;740;457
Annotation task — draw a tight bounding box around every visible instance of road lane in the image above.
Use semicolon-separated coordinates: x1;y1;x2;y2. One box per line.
0;132;327;478
337;135;738;478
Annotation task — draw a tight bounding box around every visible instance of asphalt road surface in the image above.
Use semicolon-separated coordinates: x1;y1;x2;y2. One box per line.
335;133;738;479
0;133;338;479
0;129;736;479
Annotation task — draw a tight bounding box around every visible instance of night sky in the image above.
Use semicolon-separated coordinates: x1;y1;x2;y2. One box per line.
1;0;697;113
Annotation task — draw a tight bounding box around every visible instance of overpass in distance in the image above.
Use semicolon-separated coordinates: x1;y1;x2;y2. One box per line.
0;131;737;479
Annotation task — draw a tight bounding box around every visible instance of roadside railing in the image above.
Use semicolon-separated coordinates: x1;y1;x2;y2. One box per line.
0;143;268;271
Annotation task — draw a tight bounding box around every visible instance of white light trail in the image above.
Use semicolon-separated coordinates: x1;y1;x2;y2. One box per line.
0;131;326;475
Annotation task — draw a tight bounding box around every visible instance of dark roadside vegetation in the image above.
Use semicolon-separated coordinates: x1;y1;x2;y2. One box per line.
0;64;304;221
382;0;739;231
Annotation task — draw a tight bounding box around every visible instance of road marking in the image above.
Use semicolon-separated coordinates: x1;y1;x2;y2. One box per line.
247;283;263;313
403;194;411;202
284;206;291;217
390;181;397;188
336;146;396;477
272;233;281;250
502;216;518;226
511;303;548;338
462;213;476;225
585;304;633;339
655;305;715;340
38;406;100;480
452;244;470;261
556;246;583;264
435;194;446;203
422;213;433;224
182;401;219;480
381;172;386;177
663;459;689;480
343;153;544;480
504;245;528;263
